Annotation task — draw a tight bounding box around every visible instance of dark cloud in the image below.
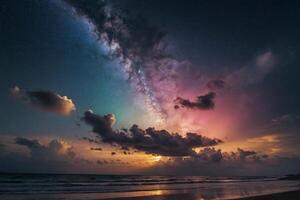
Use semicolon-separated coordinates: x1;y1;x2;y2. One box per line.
120;146;130;151
82;110;222;157
194;147;260;163
196;147;223;163
90;147;102;151
206;79;225;90
11;86;75;115
81;137;101;144
15;137;42;149
175;92;216;110
82;110;116;142
235;148;257;160
174;105;180;109
96;159;125;165
97;160;109;165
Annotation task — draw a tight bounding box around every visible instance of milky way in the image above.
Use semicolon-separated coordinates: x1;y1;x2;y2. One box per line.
63;0;282;140
64;0;168;124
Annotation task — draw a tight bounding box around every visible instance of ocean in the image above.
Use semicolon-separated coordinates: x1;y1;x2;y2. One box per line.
1;173;300;200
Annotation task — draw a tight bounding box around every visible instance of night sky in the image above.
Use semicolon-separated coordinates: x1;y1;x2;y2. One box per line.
0;0;299;175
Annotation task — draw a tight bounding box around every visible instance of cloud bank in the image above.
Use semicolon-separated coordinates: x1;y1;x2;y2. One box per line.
147;147;300;176
82;110;222;156
0;137;91;173
15;137;76;160
11;86;76;115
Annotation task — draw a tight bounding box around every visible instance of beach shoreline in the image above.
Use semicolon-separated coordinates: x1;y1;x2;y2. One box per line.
99;189;300;200
1;189;300;200
231;189;300;199
1;173;300;200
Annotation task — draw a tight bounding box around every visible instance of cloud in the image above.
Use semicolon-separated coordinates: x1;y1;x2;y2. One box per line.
147;147;300;176
81;137;101;144
226;50;277;87
15;137;76;160
232;148;257;160
206;79;226;90
271;114;300;126
253;114;300;141
174;92;216;110
96;159;125;165
0;137;93;173
90;147;102;151
15;137;42;149
96;160;109;165
11;86;76;115
194;147;260;163
82;110;222;156
255;51;277;74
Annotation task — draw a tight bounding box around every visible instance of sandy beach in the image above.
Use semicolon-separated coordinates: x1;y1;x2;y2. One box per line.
100;189;300;200
232;189;300;199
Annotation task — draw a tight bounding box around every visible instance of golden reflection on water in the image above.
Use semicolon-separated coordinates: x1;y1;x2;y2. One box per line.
149;189;164;196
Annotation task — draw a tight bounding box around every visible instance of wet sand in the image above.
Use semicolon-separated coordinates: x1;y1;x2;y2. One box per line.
102;189;300;200
232;189;300;199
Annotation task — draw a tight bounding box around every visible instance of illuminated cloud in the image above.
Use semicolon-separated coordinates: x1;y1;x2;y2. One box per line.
11;86;76;115
175;92;216;110
82;110;222;156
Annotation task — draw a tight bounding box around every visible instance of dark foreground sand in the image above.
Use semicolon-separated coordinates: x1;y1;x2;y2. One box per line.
102;190;300;200
231;189;300;200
